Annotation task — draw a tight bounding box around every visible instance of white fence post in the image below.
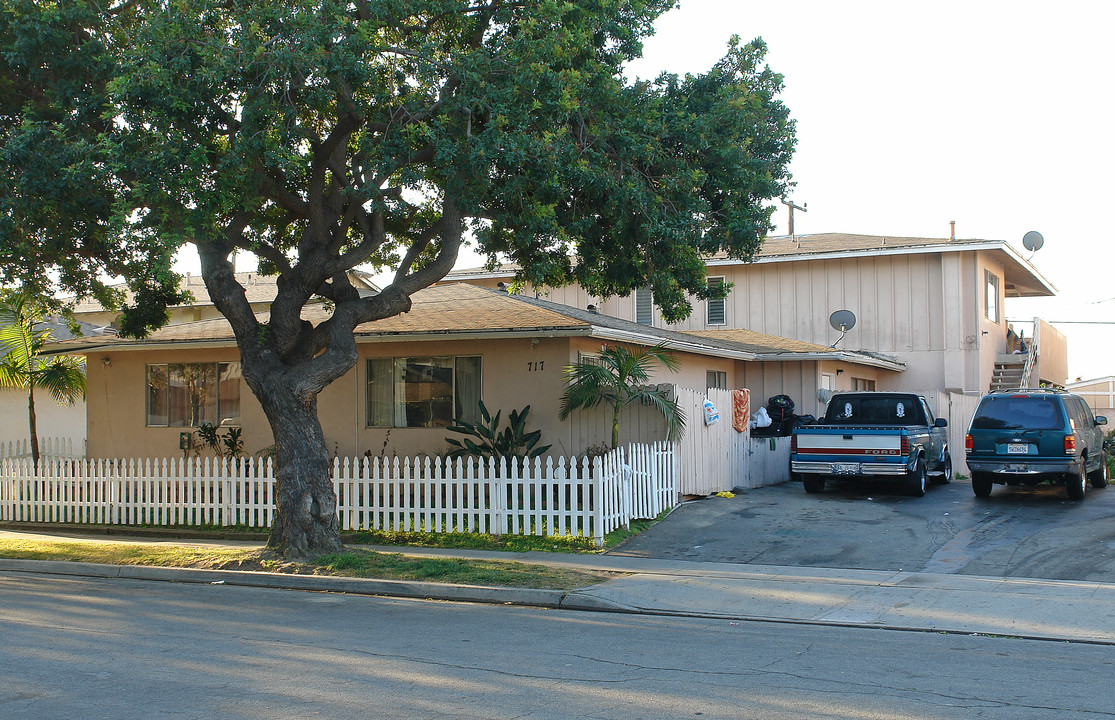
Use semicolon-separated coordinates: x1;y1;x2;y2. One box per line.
591;454;605;547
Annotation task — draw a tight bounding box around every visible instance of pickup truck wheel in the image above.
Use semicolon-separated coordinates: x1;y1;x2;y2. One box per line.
803;475;825;494
972;472;993;498
931;451;953;485
906;458;927;497
1089;452;1109;489
1066;462;1087;501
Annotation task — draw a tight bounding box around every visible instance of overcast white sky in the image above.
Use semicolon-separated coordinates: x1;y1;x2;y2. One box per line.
182;0;1113;380
626;0;1114;381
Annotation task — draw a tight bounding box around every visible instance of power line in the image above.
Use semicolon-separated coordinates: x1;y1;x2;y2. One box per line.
1006;319;1115;325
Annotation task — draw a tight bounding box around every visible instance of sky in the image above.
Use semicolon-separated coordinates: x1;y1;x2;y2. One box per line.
178;0;1114;381
622;0;1114;381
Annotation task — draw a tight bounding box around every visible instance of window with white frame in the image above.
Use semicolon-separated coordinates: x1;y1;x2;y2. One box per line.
146;363;241;427
852;377;876;391
985;270;1000;323
366;356;482;428
706;370;727;390
706;277;726;325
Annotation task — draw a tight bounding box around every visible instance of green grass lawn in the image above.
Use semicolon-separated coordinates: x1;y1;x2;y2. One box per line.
0;537;620;590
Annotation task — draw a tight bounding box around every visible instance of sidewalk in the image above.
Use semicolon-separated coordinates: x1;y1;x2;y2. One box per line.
3;528;1115;644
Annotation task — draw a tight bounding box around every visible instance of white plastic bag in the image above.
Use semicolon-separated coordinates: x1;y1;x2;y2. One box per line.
703;399;720;425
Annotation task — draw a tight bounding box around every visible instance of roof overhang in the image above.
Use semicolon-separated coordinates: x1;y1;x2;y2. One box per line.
47;324;905;372
587;327;906;371
704;240;1057;298
446;239;1058;299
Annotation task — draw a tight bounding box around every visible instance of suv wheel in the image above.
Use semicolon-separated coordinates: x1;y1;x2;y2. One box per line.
803;475;825;494
1066;462;1088;501
931;451;953;485
1089;452;1109;489
972;472;993;498
907;458;927;497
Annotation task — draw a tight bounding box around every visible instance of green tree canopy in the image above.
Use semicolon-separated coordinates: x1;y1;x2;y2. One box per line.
0;0;795;557
0;0;189;333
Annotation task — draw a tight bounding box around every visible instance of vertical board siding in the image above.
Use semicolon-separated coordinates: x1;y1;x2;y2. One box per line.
0;444;675;547
673;386;749;494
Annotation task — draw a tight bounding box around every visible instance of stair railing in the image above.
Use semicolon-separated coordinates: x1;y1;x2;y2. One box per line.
1021;341;1037;388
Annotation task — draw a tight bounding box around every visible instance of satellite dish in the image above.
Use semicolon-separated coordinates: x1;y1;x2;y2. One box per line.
1022;231;1044;252
829;310;856;348
829;310;857;332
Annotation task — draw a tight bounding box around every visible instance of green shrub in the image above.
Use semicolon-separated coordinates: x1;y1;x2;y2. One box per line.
445;401;551;463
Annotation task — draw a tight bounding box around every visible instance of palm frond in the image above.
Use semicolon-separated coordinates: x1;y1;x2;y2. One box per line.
559;343;684;446
0;361;25;389
37;362;87;404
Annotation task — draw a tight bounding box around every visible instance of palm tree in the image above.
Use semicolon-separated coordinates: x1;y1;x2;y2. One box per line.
559;344;685;449
0;291;86;467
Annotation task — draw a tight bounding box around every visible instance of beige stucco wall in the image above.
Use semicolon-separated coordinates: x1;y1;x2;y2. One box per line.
85;346;273;460
975;251;1009;394
83;336;837;460
354;337;574;459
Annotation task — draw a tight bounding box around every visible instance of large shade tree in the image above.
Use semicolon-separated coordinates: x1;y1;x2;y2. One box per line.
0;0;795;558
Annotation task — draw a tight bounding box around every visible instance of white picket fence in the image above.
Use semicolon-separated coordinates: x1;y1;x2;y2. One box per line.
0;437;85;460
0;442;676;547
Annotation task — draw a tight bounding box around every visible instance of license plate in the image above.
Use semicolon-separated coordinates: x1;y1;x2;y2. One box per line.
1007;443;1030;455
833;463;861;474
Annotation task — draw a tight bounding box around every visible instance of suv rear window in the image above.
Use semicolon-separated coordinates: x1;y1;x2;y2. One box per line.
971;396;1064;430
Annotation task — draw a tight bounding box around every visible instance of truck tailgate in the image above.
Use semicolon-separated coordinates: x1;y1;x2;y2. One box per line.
794;429;904;458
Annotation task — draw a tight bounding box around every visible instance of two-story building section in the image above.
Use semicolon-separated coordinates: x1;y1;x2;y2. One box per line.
444;232;1063;410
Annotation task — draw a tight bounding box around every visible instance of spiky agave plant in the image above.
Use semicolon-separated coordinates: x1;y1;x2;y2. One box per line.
445;401;551;466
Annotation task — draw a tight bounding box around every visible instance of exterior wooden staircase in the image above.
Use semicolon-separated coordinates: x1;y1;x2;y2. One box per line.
990;347;1037;392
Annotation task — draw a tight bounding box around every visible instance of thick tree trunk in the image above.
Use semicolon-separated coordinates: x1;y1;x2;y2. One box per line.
259;386;344;560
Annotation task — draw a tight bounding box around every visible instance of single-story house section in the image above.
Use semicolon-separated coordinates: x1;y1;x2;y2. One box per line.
50;284;904;460
1;316;107;455
1066;376;1115;420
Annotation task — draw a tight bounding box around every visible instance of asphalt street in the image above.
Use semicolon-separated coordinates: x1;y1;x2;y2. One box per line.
608;475;1115;582
4;572;1113;720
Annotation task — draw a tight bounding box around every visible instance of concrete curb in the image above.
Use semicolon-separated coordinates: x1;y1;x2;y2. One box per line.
7;558;1115;644
0;558;631;613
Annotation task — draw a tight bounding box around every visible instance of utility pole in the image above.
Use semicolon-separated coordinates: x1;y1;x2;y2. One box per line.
781;197;807;242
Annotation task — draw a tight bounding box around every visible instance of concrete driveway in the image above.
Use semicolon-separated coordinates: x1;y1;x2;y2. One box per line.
609;476;1115;582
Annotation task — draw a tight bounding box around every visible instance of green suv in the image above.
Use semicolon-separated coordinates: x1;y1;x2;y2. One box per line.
965;389;1108;500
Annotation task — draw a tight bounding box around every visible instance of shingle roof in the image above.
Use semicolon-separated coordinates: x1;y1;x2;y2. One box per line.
69;270;380;314
740;232;974;258
443;232;1055;296
352;283;588;336
48;283;904;370
683;328;837;354
53;284;590;347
